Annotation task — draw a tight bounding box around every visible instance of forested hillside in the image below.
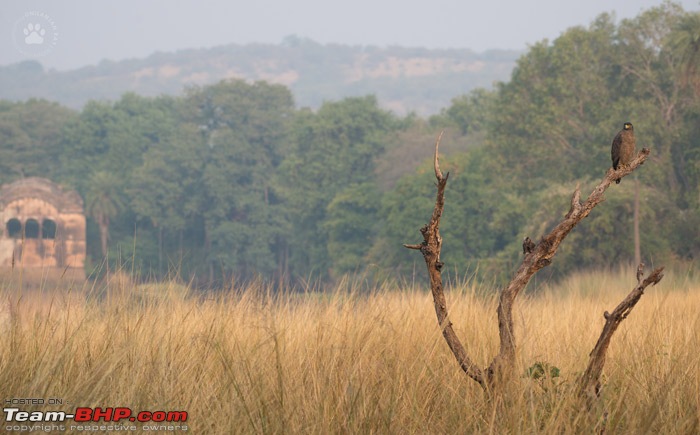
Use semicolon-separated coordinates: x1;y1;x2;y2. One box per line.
0;37;518;116
1;3;698;287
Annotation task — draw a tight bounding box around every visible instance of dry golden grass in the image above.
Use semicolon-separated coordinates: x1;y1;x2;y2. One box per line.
1;266;699;434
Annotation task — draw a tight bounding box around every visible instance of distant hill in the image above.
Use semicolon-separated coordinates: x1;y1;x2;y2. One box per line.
0;36;520;115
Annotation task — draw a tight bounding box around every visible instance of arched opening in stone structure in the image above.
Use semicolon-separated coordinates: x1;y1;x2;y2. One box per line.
25;219;40;239
42;219;57;239
6;218;22;238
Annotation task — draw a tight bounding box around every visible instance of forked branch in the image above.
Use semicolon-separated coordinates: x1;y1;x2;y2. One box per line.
579;264;665;401
405;133;653;390
486;148;651;383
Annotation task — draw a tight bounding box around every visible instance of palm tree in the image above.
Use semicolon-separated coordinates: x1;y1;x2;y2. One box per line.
668;12;700;96
85;171;125;261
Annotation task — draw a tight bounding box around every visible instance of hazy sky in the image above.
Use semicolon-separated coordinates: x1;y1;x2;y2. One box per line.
2;0;699;71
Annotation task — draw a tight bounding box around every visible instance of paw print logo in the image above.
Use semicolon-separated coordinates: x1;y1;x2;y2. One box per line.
24;23;46;45
12;11;58;57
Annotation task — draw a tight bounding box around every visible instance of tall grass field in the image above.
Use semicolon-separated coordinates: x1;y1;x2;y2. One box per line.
1;265;698;433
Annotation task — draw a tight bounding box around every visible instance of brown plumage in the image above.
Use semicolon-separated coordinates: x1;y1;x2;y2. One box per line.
611;122;636;184
522;237;535;254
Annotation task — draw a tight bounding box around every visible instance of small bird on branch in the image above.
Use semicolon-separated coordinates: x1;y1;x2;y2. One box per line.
522;237;536;254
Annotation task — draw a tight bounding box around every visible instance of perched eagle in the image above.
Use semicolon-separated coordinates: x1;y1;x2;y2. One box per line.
611;122;636;184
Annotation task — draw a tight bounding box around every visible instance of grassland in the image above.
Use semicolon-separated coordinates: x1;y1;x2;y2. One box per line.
1;265;698;434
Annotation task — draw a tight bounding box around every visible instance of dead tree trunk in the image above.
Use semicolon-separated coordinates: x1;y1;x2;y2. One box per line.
405;133;657;393
404;132;487;389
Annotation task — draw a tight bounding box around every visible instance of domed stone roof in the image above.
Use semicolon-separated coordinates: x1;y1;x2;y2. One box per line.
0;177;83;213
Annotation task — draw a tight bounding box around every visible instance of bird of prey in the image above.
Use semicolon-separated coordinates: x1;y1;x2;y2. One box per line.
611;122;636;184
522;237;536;254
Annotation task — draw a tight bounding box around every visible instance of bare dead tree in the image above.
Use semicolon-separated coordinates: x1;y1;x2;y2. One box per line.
404;132;661;394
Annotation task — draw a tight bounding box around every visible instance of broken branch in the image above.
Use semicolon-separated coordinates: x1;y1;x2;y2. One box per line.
579;265;665;402
403;132;486;389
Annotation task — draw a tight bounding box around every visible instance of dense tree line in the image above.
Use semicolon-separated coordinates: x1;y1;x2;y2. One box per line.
1;3;698;286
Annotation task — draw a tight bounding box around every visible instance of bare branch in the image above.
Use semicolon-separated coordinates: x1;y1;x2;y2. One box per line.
579;265;665;402
404;132;485;389
434;130;445;181
636;262;645;283
565;184;581;218
609;148;651;185
487;148;651;386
